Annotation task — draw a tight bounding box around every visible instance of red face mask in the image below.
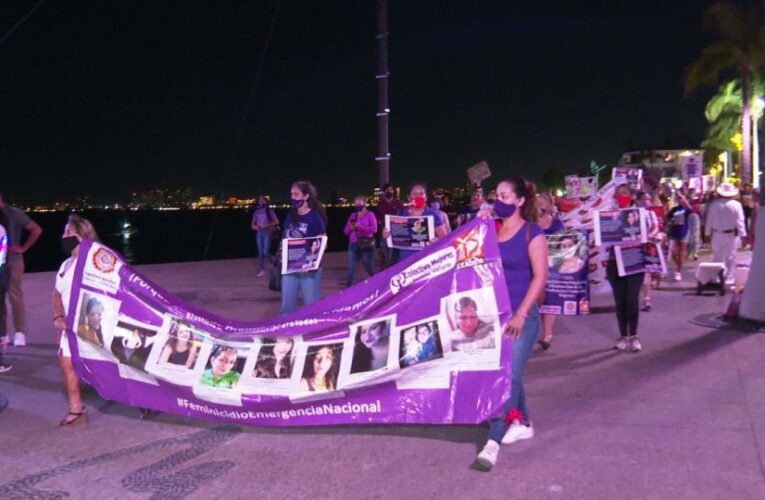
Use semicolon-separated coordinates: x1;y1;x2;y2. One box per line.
411;195;427;209
615;194;632;208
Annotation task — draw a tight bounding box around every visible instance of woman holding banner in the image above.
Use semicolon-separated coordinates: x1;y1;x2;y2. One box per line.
52;214;99;425
475;176;548;472
536;193;564;350
281;181;327;314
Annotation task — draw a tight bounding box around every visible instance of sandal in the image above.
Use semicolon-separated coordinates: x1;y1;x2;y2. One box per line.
59;410;86;426
538;339;552;351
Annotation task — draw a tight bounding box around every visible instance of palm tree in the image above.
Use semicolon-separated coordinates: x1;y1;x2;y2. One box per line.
685;0;764;185
702;78;764;164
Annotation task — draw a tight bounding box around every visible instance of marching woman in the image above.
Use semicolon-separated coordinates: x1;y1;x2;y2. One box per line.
381;181;449;263
343;195;377;287
281;181;327;314
475;176;548;471
608;183;644;352
536;192;564;350
52;214;99;425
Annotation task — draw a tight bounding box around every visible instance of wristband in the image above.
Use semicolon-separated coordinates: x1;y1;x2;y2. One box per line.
54;314;65;321
514;312;528;319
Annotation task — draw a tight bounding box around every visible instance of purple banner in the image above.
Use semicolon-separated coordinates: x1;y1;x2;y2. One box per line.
541;230;590;315
64;219;512;426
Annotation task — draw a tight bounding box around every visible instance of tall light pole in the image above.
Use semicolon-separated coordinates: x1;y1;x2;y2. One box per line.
376;0;390;187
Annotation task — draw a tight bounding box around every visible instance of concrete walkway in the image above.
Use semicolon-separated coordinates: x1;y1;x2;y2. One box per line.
1;252;764;499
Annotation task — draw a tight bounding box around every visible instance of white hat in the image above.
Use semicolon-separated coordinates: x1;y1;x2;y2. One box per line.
716;182;739;198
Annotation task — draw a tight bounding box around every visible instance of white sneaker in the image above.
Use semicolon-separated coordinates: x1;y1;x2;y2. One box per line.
674;272;682;281
0;363;11;374
13;332;26;347
501;422;534;444
615;337;629;351
256;270;266;277
630;336;642;353
474;440;500;471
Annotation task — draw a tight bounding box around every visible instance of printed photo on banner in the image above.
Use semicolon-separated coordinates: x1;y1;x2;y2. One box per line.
385;215;435;251
593;208;647;246
145;317;211;385
72;291;121;360
614;241;668;277
443;289;498;352
337;316;398;389
441;287;501;371
612;167;643;190
239;336;303;395
109;318;158;371
297;342;344;393
541;230;590;316
199;343;246;389
281;235;327;275
398;319;444;368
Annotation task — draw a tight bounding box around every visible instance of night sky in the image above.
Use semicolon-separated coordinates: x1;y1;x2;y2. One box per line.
1;0;717;204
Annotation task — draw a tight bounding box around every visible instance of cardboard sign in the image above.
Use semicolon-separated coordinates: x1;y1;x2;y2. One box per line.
467;161;492;185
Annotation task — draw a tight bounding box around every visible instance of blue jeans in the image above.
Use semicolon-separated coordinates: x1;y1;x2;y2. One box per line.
346;243;375;286
256;230;272;272
280;268;322;314
488;306;540;443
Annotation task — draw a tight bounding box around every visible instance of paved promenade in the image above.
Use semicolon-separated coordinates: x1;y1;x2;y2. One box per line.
1;252;764;499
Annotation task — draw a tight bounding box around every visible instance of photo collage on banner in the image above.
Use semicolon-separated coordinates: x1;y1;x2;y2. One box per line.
542;230;590;315
64;219;513;425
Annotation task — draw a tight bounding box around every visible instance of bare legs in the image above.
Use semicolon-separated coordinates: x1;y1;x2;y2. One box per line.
58;354;85;424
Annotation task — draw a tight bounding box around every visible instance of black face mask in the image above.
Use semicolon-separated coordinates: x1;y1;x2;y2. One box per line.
61;236;79;254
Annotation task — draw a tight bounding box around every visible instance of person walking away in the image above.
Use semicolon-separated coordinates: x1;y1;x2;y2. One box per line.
705;183;746;285
251;196;279;277
741;185;754;249
474;176;548;472
535;192;564;350
281;181;327;314
344;195;377;287
53;215;99;425
375;183;404;269
607;184;645;353
0;190;43;347
666;192;692;281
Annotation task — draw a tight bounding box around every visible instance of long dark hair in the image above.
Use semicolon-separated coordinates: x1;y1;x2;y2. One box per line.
499;175;538;222
290;180;328;225
167;320;194;353
254;338;294;379
350;320;390;374
302;344;341;390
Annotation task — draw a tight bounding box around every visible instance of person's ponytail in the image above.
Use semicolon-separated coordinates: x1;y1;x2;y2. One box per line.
521;180;538;222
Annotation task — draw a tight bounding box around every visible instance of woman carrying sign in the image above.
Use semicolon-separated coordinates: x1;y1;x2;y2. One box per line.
475;175;548;472
343;195;377;287
281;181;327;314
607;184;645;353
382;181;448;263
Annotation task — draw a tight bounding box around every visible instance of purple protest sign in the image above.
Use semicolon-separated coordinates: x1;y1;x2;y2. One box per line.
541;230;590;315
64;219;512;426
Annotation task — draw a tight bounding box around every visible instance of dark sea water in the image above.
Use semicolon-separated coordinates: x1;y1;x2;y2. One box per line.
24;208;356;273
